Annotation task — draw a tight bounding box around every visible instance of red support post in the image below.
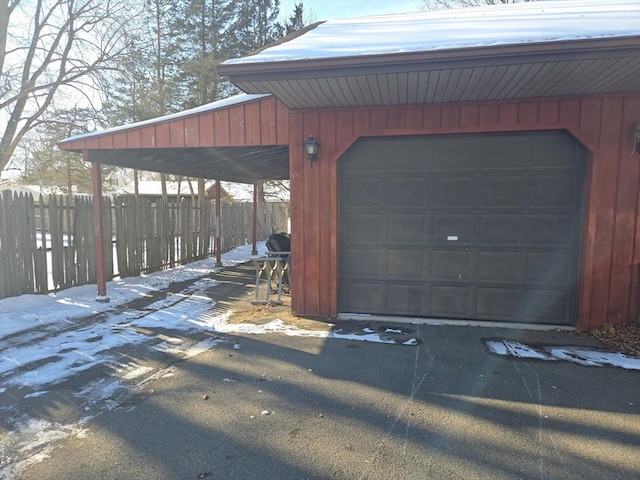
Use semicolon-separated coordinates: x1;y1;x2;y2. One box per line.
252;183;258;255
215;180;222;267
90;156;109;302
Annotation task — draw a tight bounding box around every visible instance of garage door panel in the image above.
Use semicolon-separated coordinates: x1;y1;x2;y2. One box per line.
477;287;519;320
475;176;523;207
343;178;386;207
340;131;585;325
478;215;523;245
343;214;386;242
387;249;428;279
432;250;470;280
343;140;393;172
392;153;429;171
525;251;572;284
387;284;428;315
343;283;387;312
388;215;430;243
528;174;579;208
432;215;473;244
531;141;579;168
478;251;520;282
343;248;386;278
432;177;473;207
524;289;570;322
528;215;575;246
431;285;472;317
387;178;428;208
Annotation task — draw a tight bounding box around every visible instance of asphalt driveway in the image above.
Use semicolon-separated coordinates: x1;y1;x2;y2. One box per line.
12;324;640;479
2;263;639;480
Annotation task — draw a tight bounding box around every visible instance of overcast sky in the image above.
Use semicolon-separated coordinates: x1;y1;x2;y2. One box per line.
279;0;423;22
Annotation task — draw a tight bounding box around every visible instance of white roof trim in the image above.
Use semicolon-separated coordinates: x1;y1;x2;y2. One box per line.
224;0;640;65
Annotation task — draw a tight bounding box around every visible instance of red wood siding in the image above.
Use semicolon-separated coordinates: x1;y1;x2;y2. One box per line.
59;97;290;151
290;94;640;330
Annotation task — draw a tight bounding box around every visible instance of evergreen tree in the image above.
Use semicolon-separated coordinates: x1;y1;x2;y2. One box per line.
173;0;241;108
284;2;305;35
234;0;283;54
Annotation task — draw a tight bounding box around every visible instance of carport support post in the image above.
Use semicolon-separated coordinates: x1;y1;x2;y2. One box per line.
90;156;109;303
215;181;222;267
252;183;258;255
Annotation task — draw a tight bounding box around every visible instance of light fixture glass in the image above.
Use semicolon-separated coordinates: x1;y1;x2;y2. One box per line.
304;135;319;165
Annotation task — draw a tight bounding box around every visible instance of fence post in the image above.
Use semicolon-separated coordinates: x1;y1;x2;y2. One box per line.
215;181;222;267
252;183;258;255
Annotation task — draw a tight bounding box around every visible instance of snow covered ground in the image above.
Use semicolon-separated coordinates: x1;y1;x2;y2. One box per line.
0;242;420;478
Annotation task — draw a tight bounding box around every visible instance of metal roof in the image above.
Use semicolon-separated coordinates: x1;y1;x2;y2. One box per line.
219;0;640;109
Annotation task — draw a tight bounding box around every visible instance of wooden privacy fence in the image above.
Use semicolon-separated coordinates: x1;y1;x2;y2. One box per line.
0;190;289;299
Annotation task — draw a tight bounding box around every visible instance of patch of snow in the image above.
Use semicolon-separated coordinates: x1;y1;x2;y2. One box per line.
23;391;48;399
0;243;264;339
487;339;640;370
0;415;90;480
225;0;639;65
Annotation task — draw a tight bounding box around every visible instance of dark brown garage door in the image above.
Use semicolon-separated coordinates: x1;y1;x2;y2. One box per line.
339;131;586;325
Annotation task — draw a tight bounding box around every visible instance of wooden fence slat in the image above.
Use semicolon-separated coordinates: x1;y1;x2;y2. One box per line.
1;190;289;297
0;191;7;297
36;194;48;293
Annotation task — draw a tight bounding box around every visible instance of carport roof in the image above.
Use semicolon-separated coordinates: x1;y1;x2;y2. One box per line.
58;94;291;183
219;0;640;109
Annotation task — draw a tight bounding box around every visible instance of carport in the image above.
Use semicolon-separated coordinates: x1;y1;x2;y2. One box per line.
58;93;292;299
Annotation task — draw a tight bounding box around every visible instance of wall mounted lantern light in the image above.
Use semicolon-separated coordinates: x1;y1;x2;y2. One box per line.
304;135;319;167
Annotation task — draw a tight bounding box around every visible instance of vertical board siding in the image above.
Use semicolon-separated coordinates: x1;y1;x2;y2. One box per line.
289;112;305;315
589;97;624;329
156;123;171;147
276;99;290;145
260;98;276;144
169;119;185;146
244;102;261;145
319;111;336;316
59;97;290;152
292;94;640;329
608;95;640;324
229;105;246;145
184;117;200;147
199;115;214;146
214;110;230;146
126;130;142;149
303;113;321;314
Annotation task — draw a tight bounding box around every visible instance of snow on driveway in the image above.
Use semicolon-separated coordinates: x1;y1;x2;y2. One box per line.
0;243;421;478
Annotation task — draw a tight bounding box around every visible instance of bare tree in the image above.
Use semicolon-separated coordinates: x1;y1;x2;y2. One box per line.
421;0;536;10
0;0;133;177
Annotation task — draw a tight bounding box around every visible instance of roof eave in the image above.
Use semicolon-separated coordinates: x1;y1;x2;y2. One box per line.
219;36;640;79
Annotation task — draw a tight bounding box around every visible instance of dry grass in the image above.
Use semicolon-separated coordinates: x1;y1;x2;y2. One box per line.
584;322;640;357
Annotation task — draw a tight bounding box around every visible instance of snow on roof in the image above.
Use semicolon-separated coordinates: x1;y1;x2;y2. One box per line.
224;0;640;65
60;94;271;143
